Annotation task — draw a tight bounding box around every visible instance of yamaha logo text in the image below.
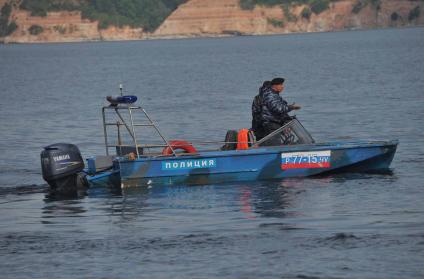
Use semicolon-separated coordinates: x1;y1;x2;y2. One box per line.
53;154;71;162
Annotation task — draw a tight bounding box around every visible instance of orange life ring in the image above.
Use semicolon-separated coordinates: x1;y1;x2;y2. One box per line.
237;129;250;150
162;140;197;155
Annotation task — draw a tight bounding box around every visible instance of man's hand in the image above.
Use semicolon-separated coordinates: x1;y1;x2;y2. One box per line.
289;103;301;110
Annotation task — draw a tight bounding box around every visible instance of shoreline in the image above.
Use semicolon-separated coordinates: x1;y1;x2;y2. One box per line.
1;25;423;45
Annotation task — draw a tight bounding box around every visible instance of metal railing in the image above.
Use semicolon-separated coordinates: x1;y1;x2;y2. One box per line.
102;104;176;158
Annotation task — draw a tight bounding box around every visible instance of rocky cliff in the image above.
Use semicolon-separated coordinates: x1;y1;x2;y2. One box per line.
154;0;424;37
1;0;423;43
3;10;144;43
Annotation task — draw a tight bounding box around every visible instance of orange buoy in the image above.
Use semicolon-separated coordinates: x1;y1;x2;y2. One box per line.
236;129;250;150
162;140;197;155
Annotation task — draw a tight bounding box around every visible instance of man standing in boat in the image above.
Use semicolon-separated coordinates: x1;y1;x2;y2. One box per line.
251;80;271;140
258;77;301;145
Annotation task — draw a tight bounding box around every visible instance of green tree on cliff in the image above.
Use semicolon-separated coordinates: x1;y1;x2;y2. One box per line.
20;0;187;32
239;0;333;14
1;2;18;37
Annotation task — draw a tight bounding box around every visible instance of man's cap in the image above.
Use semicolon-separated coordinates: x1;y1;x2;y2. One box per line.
262;80;271;87
271;77;285;85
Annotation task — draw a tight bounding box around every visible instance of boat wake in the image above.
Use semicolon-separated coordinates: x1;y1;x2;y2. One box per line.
0;184;47;197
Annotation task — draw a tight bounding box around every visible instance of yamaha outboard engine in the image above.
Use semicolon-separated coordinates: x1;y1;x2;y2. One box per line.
41;143;88;195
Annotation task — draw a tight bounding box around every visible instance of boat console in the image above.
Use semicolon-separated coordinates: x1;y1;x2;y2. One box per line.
255;117;315;146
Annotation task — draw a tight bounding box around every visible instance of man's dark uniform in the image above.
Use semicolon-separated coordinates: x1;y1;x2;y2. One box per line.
259;79;294;145
251;81;270;140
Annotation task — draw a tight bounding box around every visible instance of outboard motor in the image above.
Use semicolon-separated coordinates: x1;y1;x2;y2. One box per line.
41;143;88;194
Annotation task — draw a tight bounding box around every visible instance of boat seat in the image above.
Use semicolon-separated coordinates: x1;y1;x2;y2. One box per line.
86;155;114;174
221;130;238;150
116;146;144;156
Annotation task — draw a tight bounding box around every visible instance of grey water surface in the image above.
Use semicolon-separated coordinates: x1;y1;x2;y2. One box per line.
0;27;423;278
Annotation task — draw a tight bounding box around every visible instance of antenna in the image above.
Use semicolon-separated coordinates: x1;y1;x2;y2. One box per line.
119;84;123;96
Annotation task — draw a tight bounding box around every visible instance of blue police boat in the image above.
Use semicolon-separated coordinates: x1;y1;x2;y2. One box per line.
40;94;398;193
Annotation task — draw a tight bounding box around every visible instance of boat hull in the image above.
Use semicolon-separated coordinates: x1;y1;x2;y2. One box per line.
97;140;398;187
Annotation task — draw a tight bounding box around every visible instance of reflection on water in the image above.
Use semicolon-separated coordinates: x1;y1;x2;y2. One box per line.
0;167;421;278
40;172;397;224
41;200;87;223
39;179;313;227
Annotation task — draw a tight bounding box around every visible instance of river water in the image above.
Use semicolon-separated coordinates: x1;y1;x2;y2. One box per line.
0;28;423;278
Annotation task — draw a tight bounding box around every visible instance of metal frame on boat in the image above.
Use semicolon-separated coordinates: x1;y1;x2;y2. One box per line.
102;103;177;157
